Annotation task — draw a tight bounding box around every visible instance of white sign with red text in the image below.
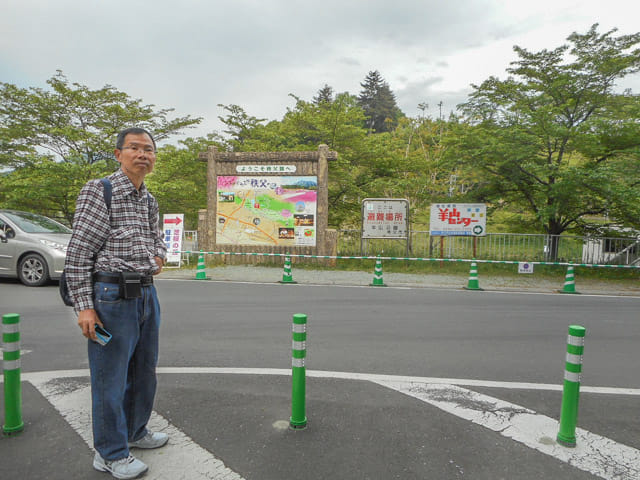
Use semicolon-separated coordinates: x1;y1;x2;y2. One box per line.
361;199;409;239
429;203;487;236
163;214;184;264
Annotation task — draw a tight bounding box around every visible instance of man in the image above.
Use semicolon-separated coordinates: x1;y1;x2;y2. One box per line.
65;127;168;479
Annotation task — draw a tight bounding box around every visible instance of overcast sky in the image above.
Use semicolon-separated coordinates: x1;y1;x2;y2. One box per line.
2;0;639;143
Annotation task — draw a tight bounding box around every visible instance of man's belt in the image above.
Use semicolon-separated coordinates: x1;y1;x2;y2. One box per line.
94;272;154;286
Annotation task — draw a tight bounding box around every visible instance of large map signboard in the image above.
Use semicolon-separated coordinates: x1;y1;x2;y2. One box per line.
216;175;318;246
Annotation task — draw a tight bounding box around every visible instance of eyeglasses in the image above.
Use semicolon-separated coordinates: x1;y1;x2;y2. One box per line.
121;144;156;155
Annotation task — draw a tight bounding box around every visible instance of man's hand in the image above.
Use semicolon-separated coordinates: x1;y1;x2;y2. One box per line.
153;256;164;275
78;309;101;341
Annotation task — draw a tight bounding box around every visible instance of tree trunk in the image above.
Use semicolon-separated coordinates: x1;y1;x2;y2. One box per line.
545;219;565;261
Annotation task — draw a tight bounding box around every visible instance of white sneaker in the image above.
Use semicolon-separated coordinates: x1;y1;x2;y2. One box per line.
93;452;148;479
128;431;169;449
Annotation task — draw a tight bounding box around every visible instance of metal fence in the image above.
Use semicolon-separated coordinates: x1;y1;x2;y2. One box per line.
337;230;640;266
183;229;640;265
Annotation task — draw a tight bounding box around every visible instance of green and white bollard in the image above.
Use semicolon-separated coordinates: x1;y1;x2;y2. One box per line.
290;313;307;429
369;255;386;287
3;313;24;435
464;261;483;291
558;266;579;294
279;256;297;284
195;250;209;280
557;325;586;447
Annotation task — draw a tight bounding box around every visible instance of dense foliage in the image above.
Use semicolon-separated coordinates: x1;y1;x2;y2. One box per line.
0;72;201;223
455;25;640;241
1;25;639;240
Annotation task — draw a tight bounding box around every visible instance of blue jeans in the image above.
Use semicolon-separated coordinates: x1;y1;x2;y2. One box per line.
88;280;161;461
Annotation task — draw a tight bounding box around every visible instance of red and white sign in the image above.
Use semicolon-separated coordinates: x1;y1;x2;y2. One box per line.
361;199;409;239
429;203;487;236
163;214;184;263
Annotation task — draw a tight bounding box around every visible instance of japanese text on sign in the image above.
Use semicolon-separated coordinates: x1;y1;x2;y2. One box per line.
361;199;409;238
429;203;486;236
163;214;184;263
236;165;297;173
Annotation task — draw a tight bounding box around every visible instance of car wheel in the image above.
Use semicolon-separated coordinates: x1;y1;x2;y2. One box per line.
18;253;50;286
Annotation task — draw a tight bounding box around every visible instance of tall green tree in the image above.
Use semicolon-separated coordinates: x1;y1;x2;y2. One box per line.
0;71;200;218
358;70;404;133
0;159;111;224
217;103;267;151
313;84;334;105
0;71;200;168
455;25;640;256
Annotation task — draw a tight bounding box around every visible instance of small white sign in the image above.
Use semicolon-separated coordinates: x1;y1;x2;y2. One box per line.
518;262;534;274
163;214;184;264
236;165;296;173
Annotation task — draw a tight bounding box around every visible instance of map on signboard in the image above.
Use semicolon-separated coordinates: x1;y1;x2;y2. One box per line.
216;175;317;246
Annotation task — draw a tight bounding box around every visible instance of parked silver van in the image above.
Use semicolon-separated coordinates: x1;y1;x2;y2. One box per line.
0;209;71;286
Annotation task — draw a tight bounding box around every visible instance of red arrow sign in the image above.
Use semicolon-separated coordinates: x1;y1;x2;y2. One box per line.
165;217;182;225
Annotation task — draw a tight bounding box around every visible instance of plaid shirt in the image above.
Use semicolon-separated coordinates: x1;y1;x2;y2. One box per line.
65;169;167;312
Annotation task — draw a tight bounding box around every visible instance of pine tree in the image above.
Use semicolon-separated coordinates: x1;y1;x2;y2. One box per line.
357;70;403;133
313;84;334;105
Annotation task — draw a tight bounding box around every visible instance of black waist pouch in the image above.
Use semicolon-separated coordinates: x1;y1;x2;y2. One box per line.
119;272;142;299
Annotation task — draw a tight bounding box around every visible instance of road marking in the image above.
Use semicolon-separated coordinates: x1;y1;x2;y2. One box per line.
479;290;640;299
16;367;640;396
29;372;245;480
303;369;640;396
12;368;640;480
156;278;640;298
161;278;412;290
375;381;640;480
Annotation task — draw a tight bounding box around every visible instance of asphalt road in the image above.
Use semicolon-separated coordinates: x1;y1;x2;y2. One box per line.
2;277;638;387
1;277;639;479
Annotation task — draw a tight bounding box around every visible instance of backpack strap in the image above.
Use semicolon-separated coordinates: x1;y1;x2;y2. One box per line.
99;176;152;216
100;178;112;210
62;178;113;307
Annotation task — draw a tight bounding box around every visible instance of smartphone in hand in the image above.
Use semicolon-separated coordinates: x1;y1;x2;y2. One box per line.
94;324;112;346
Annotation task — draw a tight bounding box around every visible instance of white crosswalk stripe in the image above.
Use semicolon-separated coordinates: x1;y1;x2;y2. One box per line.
28;371;245;480
375;381;640;480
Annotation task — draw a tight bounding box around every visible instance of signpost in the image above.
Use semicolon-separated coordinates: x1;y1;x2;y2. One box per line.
163;214;184;266
361;199;409;255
